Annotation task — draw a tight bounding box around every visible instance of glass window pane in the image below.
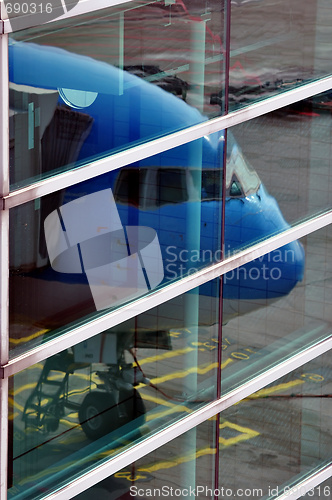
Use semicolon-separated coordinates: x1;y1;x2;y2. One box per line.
9;130;226;355
9;0;226;188
74;420;217;500
9;123;310;356
13;353;330;500
222;226;332;394
219;353;331;499
228;0;332;110
8;217;332;498
8;282;220;499
227;89;332;255
8;217;332;497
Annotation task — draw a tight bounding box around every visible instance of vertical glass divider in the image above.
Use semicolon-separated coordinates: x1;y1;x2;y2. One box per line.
0;31;9;500
215;3;231;495
182;19;207;497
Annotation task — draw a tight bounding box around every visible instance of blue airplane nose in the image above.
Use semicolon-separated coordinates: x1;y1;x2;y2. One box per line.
223;184;306;301
223;239;305;301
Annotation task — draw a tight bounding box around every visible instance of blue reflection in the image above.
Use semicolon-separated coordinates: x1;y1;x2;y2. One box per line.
8;40;308;498
9;40;305;321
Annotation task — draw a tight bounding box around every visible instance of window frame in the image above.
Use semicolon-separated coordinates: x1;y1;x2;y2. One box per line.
1;1;332;497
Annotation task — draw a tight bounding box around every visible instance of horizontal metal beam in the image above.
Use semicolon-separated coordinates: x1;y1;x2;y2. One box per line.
272;463;332;500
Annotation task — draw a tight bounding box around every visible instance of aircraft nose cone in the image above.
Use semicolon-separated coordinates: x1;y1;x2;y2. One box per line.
223;238;305;301
263;239;305;298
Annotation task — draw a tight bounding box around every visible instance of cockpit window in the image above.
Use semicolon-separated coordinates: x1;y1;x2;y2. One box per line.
201;169;221;201
229;176;244;197
225;140;261;197
114;168;147;207
201;135;261;201
114;141;261;208
157;168;188;206
114;167;189;208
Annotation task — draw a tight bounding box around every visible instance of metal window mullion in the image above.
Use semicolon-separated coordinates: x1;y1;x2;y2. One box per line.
0;31;10;500
214;1;232;493
1;2;8;23
2;209;332;378
31;335;332;500
4;74;332;210
0;30;11;362
214;0;231;492
0;32;9;196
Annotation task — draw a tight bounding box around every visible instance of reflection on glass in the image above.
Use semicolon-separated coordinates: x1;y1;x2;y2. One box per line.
73;418;217;500
222;226;332;392
8;284;220;499
9;0;226;187
72;355;330;500
8;219;332;498
9;125;307;354
9;129;224;353
229;91;332;234
219;353;331;499
226;0;332;110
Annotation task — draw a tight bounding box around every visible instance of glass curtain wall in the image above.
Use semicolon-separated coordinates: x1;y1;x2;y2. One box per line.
0;0;331;499
71;352;331;500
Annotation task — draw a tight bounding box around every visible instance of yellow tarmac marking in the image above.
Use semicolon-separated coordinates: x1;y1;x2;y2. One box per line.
116;421;260;481
140;446;216;473
13;412;258;487
145;405;190;421
140;358;234;419
11;357;234;425
243;379;305;401
135;347;194;366
115;447;216;481
8;397;24;413
169;328;192;338
26;363;44;371
219;421;260;447
13;375;97;397
13;382;42;396
10;329;50;345
138;358;232;387
59;417;79;428
141;393;191;418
